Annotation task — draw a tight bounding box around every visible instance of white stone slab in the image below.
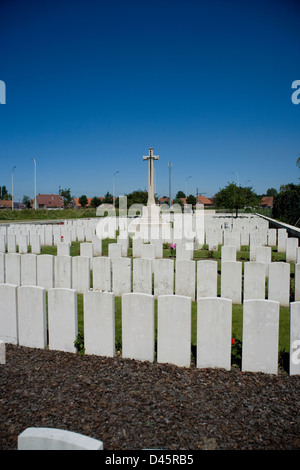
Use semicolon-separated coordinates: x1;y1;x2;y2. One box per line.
92;256;111;291
122;293;155;362
17;286;47;349
21;254;37;286
197;260;217;299
268;262;290;307
84;291;115;357
295;264;300;302
0;340;5;364
37;254;54;289
157;294;191;367
7;234;16;253
57;242;70;256
153;259;174;298
0;234;6;253
18;427;103;450
108;243;122;258
48;288;78;353
54;255;72;289
5;253;21;285
286;238;299;263
112;257;131;296
290;302;300;375
221;245;236;262
175;260;195;300
221;261;242;304
80;242;94;259
0;284;18;344
72;256;90;293
92;235;102;256
30;234;41;254
0;253;4;283
243;262;266;301
197;297;232;370
19;234;28;254
133;258;152;294
242;299;280;374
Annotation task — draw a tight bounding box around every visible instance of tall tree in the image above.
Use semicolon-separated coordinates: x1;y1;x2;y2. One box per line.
214;182;258;217
79;194;88;208
272;183;300;225
90;196;101;208
61;188;72;208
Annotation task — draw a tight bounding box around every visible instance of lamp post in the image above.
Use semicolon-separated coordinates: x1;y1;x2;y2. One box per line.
113;170;119;207
168;162;172;208
186;176;191;199
31;158;37;210
12;166;16;210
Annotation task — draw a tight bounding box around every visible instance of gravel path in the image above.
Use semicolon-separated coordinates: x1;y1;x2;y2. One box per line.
0;344;299;450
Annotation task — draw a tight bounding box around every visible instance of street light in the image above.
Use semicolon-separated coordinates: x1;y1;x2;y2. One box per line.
12;166;16;210
168;162;172;208
31;158;37;210
113;170;119;207
186;176;191;199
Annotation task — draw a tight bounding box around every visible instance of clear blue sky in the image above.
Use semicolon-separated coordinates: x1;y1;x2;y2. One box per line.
0;0;299;202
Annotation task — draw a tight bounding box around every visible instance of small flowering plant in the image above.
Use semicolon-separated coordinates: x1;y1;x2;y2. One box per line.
170;243;177;257
231;335;242;368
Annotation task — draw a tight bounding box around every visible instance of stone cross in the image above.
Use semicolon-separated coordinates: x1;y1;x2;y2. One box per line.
143;147;159;206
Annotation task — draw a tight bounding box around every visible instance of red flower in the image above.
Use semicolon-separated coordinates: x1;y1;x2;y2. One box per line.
231;338;235;344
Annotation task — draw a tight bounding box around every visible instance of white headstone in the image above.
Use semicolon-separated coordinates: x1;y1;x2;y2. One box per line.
153;259;174;298
48;288;78;353
242;299;280;374
57;242;70;256
243;261;266;300
133;258;152;294
7;234;16;253
221;245;236;262
5;253;21;285
0;284;18;344
18;427;103;450
295;264;300;302
21;254;37;286
290;302;300;375
286;238;299;263
72;256;90;293
17;286;47;349
122;293;155;362
108;243;122;259
30;234;41;254
157;294;191;367
175;260;195;300
0;253;4;283
112;257;131;296
54;255;72;289
92;256;111;292
84;291;115;357
37;254;54;289
221;261;242;304
197;297;232;370
0;340;5;364
268;262;290;307
197;260;217;299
